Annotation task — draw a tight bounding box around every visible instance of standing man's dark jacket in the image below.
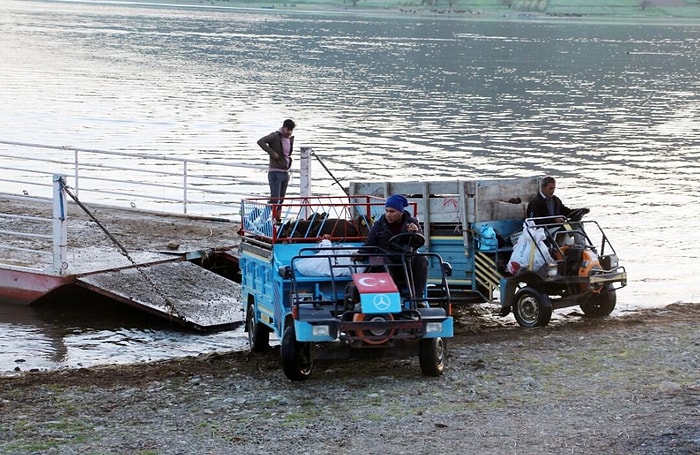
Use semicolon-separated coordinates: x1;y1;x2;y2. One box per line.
257;131;293;171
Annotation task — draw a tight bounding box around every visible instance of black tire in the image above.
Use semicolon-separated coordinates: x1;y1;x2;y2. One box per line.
513;286;553;328
281;325;313;381
419;337;446;376
246;303;270;352
581;286;617;318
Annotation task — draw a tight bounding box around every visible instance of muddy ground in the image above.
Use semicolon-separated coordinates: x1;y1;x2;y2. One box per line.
1;195;699;453
1;302;698;454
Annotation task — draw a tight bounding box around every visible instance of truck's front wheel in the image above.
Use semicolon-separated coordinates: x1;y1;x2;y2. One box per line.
419;337;446;376
580;285;616;318
246;303;270;352
281;325;313;381
513;287;552;328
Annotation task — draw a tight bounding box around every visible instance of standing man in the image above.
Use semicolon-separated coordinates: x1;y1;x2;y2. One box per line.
527;176;588;223
257;119;295;221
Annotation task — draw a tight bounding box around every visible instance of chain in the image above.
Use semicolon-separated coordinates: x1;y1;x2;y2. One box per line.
59;177;183;320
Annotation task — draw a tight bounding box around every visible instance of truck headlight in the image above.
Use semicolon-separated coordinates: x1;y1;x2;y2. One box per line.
426;322;443;334
601;255;619;270
312;325;330;337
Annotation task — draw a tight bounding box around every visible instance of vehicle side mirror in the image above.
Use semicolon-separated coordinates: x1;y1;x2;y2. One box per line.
278;265;292;279
442;262;453;277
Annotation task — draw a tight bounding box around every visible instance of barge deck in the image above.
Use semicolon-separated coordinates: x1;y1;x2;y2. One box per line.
0;194;243;330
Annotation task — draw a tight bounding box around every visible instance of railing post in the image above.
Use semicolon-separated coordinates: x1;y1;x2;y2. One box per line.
300;146;312;198
183;161;189;215
73;149;79;198
52;174;68;275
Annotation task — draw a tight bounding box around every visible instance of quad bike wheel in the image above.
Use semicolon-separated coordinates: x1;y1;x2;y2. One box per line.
246;302;270;352
281;325;313;381
580;284;617;318
419;337;446;376
513;286;553;328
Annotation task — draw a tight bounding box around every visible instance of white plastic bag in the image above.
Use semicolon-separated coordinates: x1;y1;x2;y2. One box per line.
294;239;361;276
507;222;553;275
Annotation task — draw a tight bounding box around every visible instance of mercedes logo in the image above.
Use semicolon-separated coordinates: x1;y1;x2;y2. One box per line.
373;294;391;311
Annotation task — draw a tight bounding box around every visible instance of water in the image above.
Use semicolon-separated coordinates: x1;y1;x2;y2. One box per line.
0;291;249;374
1;0;699;375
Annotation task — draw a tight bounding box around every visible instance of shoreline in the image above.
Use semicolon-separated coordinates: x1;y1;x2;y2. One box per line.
2;301;698;454
48;0;700;22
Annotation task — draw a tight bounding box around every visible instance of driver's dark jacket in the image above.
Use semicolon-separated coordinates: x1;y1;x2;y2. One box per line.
356;210;428;296
527;193;572;224
358;210;422;256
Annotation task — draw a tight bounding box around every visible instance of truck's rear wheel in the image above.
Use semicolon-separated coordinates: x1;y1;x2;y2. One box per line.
246;303;270;352
580;285;616;318
513;287;552;328
281;325;313;381
419;337;445;376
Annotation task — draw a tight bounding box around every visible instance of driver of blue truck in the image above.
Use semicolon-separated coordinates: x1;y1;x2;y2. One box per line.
354;194;428;299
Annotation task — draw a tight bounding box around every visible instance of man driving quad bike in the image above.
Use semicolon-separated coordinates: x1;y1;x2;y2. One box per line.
353;194;428;299
527;176;590;224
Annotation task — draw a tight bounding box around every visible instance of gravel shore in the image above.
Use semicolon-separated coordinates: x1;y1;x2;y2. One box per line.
1;303;698;454
1;199;698;453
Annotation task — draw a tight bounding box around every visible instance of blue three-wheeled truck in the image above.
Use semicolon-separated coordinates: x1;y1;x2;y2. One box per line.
238;195;454;381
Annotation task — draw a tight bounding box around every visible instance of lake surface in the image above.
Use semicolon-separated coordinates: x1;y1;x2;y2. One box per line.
1;0;699;374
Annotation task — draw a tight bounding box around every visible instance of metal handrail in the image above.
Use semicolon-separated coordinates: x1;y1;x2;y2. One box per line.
0;140;304;218
0;141;317;272
0;212;53;272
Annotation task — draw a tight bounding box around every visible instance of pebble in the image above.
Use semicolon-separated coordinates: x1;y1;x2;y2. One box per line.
657;381;682;394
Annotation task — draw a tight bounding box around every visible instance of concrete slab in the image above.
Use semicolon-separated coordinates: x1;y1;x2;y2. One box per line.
77;261;244;331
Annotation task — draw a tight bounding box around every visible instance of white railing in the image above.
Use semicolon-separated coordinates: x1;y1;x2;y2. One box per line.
0;211;54;273
0;140;315;272
0;140;313;219
5;175;88;275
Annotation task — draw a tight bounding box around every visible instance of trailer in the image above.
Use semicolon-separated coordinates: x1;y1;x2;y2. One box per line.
238;195;454;380
349;177;627;327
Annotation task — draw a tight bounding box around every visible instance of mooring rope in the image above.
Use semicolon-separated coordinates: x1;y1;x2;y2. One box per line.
310;150;349;196
61;182;131;259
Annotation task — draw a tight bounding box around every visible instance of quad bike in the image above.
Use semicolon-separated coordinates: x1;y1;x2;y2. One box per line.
499;208;627;327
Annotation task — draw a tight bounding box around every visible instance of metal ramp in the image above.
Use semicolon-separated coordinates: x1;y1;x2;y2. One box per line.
76;260;243;331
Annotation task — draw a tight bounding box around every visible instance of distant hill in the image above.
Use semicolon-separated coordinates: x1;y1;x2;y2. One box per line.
215;0;700;19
